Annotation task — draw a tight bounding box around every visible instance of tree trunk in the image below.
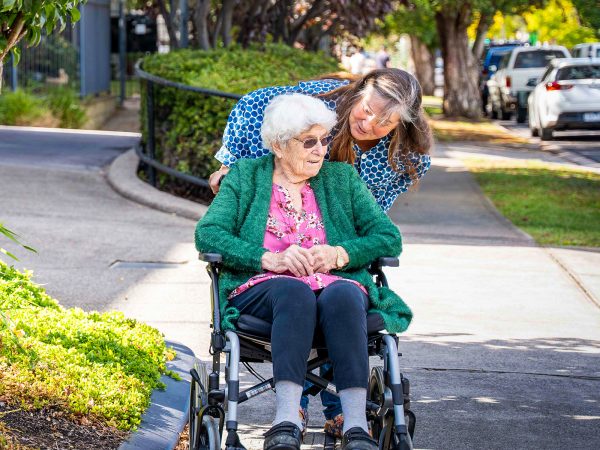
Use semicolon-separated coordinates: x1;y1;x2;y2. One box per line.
409;35;435;96
0;62;4;94
472;11;493;60
157;0;179;49
435;4;482;119
194;0;211;50
221;0;235;47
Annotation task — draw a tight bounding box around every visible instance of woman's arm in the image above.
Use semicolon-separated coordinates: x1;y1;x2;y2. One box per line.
371;153;432;213
337;168;402;270
195;164;267;272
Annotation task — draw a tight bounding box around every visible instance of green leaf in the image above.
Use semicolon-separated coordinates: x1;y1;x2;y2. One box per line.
2;0;17;10
70;6;80;22
11;46;21;65
0;248;19;261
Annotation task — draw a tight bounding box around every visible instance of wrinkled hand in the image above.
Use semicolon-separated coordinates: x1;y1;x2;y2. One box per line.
308;245;338;273
209;166;230;194
261;245;315;277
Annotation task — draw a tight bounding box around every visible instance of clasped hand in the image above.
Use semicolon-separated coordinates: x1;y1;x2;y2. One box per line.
261;245;341;277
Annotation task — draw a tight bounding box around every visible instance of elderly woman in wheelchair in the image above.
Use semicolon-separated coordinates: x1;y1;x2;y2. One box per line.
194;93;414;450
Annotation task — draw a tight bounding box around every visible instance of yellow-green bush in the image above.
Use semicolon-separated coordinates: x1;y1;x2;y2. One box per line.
140;43;341;180
0;261;174;430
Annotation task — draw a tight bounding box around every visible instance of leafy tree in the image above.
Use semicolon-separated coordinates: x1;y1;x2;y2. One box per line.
381;0;438;95
523;0;596;48
399;1;545;119
572;0;600;39
0;0;85;93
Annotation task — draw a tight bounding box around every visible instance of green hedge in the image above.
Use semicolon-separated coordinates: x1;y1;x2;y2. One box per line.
0;261;174;431
140;44;341;181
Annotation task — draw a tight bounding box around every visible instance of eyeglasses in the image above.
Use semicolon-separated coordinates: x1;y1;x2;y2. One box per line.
292;135;331;149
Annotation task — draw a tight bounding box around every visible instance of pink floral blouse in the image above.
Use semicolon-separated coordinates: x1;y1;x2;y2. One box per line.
228;183;367;299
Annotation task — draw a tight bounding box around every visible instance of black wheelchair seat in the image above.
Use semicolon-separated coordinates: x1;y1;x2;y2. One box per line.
235;312;386;345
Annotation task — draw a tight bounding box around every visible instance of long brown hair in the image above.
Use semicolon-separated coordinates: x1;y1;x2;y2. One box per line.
318;69;433;184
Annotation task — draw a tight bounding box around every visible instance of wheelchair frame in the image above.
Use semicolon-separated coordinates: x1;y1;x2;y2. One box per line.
189;253;415;450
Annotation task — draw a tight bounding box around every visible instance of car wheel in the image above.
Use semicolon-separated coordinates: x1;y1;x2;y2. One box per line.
516;106;527;124
541;127;553;140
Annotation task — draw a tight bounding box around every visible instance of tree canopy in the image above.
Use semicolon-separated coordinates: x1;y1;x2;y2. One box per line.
0;0;85;92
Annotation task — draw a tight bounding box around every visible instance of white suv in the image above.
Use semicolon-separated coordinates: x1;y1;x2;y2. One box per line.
572;43;600;58
486;45;571;122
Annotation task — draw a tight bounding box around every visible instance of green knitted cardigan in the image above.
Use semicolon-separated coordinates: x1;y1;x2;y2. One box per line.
194;154;412;334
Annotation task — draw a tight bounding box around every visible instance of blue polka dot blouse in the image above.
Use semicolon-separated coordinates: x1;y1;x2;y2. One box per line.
215;79;431;213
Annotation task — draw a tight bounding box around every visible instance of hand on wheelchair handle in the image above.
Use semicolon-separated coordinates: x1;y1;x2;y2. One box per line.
209;165;230;194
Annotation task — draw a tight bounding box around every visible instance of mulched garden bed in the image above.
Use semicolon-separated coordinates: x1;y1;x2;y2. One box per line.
0;402;128;450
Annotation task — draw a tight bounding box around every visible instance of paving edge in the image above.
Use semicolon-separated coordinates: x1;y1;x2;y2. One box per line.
106;148;207;221
119;340;195;450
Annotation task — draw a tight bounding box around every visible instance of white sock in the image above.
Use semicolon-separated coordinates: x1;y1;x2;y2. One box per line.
273;381;303;429
339;387;369;434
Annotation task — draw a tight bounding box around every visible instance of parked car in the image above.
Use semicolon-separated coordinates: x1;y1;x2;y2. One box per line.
528;58;600;140
480;44;523;115
486;45;571;122
571;43;600;58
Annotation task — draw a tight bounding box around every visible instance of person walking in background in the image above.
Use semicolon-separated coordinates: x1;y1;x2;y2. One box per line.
375;45;391;69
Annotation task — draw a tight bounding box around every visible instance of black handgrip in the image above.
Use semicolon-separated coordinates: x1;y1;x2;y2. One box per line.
199;253;223;263
377;257;399;267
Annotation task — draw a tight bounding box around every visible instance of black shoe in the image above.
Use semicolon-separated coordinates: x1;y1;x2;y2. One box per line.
342;427;378;450
263;421;302;450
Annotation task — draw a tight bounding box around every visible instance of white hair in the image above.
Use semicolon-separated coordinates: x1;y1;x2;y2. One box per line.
261;93;337;151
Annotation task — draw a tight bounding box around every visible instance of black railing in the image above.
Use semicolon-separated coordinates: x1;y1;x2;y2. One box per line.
135;60;242;189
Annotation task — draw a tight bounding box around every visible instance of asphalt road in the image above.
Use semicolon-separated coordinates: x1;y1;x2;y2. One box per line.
496;119;600;164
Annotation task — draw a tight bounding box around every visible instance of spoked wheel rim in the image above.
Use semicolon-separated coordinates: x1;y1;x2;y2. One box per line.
368;366;386;440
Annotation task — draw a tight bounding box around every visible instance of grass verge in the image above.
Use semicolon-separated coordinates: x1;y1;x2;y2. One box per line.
463;159;600;247
0;261;177;431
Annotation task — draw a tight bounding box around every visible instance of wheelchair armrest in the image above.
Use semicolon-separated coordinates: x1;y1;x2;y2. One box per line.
375;257;399;268
199;253;222;263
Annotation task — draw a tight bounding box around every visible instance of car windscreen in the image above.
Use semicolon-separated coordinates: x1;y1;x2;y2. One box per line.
596;48;600;58
488;52;509;69
556;65;600;81
514;50;566;68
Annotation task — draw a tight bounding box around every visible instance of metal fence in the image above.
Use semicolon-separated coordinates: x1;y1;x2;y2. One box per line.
1;26;80;93
135;61;241;195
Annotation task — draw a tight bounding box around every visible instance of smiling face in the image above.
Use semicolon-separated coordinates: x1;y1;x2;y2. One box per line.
349;90;401;143
273;124;329;181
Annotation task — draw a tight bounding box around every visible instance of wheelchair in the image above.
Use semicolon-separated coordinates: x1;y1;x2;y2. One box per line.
189;253;416;450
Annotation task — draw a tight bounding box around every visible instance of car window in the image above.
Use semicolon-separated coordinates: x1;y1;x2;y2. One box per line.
514;50;567;69
499;53;511;69
489;51;509;69
596;48;600;58
572;48;580;57
556;65;600;81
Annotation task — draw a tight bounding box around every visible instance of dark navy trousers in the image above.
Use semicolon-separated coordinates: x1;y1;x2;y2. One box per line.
229;278;369;391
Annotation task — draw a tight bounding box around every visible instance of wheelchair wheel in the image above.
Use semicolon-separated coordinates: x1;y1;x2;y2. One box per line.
192;415;220;450
189;362;211;450
368;367;415;450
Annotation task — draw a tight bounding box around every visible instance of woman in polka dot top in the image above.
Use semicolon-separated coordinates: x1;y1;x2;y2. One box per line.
208;68;433;438
210;68;433;213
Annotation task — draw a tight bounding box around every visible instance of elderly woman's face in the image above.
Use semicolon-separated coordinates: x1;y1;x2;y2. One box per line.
349;91;401;142
275;125;329;180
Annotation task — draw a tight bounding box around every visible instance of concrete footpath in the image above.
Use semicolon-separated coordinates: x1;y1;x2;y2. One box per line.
1;126;599;449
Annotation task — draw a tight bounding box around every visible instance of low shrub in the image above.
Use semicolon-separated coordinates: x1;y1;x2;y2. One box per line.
0;90;49;126
46;86;87;128
140;43;341;181
0;261;174;431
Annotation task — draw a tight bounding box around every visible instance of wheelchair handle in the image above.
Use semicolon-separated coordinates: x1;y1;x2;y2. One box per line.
199;253;223;263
